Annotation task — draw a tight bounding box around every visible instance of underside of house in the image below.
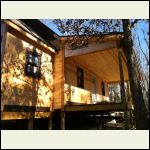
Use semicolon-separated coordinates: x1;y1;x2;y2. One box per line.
1;19;134;130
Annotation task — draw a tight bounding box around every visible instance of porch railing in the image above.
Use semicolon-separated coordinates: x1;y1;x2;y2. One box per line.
64;84;110;105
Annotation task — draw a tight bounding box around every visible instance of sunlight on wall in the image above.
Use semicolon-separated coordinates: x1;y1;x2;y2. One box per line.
36;52;53;107
12;76;25;84
1;32;53;119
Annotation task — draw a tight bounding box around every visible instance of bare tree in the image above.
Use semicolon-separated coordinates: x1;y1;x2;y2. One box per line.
52;19;149;129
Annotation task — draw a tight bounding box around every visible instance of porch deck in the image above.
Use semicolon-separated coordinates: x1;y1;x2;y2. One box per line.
64;102;126;112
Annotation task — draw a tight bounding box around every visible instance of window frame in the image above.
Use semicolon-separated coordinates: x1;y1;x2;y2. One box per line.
77;66;84;89
101;81;105;96
25;49;41;79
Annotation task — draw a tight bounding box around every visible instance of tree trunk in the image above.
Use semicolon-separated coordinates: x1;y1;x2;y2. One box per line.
122;19;149;129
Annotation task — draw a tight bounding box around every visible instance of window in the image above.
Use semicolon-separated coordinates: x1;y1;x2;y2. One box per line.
101;81;105;96
25;49;41;78
77;67;84;89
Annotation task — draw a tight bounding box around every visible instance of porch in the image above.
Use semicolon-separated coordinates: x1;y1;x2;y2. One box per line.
64;43;130;112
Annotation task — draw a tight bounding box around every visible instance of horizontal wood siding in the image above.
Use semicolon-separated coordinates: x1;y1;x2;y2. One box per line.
1;32;53;120
65;58;109;104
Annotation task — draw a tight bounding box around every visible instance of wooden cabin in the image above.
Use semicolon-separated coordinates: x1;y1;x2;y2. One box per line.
1;19;133;129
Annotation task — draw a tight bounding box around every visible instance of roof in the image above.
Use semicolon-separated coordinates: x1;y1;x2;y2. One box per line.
9;19;60;51
8;19;124;51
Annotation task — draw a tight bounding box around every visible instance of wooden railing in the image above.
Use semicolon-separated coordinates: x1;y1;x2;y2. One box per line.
64;84;92;104
64;84;110;105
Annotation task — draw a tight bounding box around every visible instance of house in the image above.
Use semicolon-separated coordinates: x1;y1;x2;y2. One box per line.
1;19;133;129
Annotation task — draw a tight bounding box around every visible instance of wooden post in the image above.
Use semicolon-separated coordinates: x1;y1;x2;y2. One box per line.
118;46;129;130
69;84;71;102
28;118;34;130
48;55;55;130
61;40;65;130
126;81;133;109
48;112;53;130
126;81;135;128
61;111;65;130
48;93;54;130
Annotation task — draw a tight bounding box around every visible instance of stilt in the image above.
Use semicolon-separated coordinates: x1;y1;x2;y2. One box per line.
61;111;65;130
48;112;53;130
28;118;34;130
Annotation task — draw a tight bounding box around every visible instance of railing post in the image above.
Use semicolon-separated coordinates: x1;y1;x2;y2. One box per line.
69;84;71;102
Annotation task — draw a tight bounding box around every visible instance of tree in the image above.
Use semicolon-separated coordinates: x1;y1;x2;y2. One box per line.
52;19;149;129
122;19;149;129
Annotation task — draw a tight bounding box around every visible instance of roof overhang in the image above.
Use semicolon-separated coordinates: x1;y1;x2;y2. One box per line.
65;34;128;83
3;19;58;55
8;19;61;51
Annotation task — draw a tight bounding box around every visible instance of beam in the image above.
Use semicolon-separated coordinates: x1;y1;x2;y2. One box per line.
4;20;55;55
65;103;126;112
107;80;129;85
65;40;118;58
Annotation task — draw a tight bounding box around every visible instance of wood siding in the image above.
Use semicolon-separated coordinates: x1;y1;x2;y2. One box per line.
1;32;53;120
53;41;65;109
65;58;109;104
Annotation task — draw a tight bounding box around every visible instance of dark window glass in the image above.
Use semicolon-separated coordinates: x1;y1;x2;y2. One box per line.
25;50;41;78
77;67;84;89
101;81;105;96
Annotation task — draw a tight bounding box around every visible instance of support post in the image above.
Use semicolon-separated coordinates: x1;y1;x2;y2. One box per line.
126;81;133;109
48;112;53;130
69;84;71;102
28;118;34;130
118;46;129;130
61;111;65;130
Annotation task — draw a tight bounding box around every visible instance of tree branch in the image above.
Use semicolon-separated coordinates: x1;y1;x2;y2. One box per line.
131;19;139;28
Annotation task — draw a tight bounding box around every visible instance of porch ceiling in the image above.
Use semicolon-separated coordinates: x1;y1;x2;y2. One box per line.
70;48;129;83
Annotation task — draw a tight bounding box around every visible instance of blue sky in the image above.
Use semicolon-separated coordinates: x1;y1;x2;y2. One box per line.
132;21;149;52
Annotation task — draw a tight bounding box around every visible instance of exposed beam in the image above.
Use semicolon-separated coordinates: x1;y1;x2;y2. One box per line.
4;20;55;55
65;40;118;58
